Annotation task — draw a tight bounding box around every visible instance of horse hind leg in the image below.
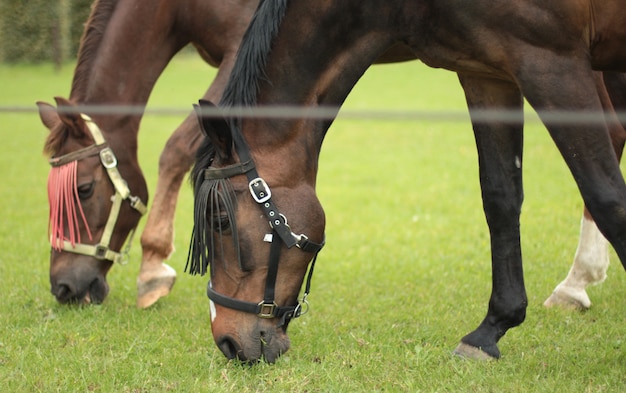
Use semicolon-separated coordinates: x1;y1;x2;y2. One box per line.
136;113;202;308
544;72;626;310
544;213;608;309
522;62;626;285
136;54;237;308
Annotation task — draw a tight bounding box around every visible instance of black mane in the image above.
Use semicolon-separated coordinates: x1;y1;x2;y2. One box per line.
219;0;289;108
191;0;290;186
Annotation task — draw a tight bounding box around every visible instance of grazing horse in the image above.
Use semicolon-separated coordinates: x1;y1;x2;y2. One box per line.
188;0;626;363
38;0;258;306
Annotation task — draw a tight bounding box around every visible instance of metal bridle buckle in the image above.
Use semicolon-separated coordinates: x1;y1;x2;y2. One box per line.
257;301;278;318
294;233;308;249
249;177;272;203
129;196;141;210
94;245;109;260
99;148;118;169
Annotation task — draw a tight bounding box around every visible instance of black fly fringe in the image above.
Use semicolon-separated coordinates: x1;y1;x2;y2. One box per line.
186;176;240;276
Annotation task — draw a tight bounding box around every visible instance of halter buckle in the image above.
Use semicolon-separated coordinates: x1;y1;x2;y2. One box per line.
257;301;278;318
99;148;118;169
249;177;272;203
94;245;109;260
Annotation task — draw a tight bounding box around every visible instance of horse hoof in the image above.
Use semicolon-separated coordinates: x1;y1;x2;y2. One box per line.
543;285;590;310
452;343;497;361
136;263;177;308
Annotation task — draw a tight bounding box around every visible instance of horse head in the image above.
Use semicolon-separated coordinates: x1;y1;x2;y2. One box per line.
188;100;325;363
37;97;148;305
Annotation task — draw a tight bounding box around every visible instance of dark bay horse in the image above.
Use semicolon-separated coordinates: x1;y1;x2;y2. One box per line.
38;0;258;307
188;0;626;362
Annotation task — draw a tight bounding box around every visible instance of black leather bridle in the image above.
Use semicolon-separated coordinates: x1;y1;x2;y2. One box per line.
188;105;324;327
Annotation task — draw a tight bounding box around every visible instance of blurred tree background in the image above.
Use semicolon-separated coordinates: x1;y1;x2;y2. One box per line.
0;0;92;66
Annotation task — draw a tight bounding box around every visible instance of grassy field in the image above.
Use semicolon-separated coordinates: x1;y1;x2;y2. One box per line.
1;54;626;392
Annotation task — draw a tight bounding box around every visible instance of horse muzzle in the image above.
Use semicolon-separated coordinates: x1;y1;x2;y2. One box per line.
50;254;110;304
214;322;291;364
51;275;109;304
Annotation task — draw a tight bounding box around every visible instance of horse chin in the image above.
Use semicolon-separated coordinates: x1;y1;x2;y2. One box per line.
259;329;291;364
215;325;291;364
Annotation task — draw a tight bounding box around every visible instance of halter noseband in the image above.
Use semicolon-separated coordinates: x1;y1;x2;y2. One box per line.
48;114;147;264
191;119;324;327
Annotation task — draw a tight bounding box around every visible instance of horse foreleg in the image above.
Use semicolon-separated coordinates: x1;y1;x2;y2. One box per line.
453;74;526;360
136;113;202;308
544;72;626;310
136;59;236;308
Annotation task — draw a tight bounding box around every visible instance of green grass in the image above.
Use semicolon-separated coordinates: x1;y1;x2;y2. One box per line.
2;54;626;392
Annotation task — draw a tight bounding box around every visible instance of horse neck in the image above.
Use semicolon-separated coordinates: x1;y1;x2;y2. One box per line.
242;2;398;184
70;0;190;139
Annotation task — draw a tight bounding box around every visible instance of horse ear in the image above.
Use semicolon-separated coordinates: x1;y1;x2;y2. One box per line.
194;100;233;158
36;101;60;131
52;96;92;141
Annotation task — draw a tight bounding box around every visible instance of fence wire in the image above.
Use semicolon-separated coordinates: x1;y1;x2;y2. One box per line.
3;104;626;126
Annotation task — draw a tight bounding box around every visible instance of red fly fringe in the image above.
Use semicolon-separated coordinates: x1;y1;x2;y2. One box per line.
47;161;93;250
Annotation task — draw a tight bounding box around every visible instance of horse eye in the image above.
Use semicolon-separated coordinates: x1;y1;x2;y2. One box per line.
77;182;95;200
212;214;231;234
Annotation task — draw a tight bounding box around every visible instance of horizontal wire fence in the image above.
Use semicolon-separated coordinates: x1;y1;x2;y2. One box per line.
3;104;626;126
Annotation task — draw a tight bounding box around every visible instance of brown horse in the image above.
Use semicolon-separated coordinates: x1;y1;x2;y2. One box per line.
189;0;626;363
38;0;258;307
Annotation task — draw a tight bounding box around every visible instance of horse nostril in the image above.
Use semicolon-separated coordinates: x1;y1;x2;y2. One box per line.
217;336;240;360
53;283;73;303
259;329;268;345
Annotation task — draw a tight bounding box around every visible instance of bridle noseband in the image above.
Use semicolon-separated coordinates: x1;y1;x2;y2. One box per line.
190;114;324;327
48;114;147;264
